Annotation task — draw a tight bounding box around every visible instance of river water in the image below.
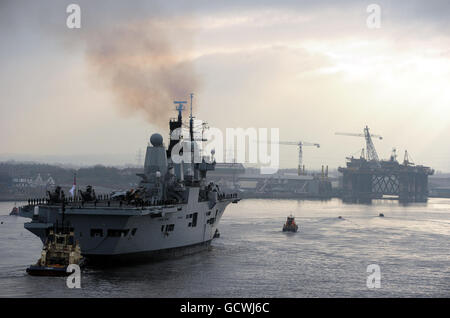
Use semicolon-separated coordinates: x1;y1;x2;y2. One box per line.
0;198;449;297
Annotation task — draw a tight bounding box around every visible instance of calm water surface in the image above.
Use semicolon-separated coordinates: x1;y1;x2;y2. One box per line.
0;198;449;297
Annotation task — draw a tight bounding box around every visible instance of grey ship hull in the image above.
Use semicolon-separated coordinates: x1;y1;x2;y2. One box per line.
25;188;236;262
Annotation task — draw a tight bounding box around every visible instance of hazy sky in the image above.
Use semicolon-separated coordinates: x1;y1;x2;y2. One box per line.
1;0;450;171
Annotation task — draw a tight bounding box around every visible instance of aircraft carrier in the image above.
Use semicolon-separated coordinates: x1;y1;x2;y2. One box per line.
22;99;240;263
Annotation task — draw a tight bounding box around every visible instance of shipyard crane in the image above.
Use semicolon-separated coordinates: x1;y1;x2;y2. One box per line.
335;126;382;162
257;140;320;175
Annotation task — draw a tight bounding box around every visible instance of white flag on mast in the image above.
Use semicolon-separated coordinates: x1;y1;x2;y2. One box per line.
69;174;76;197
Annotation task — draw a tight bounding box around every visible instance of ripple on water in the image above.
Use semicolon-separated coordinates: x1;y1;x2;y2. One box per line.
0;198;449;297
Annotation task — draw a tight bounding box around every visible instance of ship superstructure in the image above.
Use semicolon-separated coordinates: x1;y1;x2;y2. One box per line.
23;98;240;262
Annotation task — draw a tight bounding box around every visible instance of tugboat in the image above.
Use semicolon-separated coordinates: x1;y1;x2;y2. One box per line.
26;226;83;276
282;215;298;232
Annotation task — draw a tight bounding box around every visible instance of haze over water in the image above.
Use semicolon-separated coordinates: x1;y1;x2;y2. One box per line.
0;198;449;297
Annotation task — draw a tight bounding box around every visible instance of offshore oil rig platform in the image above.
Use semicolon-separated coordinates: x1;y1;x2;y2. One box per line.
337;126;434;203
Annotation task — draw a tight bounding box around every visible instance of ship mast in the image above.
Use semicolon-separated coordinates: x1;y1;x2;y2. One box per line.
189;93;194;142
